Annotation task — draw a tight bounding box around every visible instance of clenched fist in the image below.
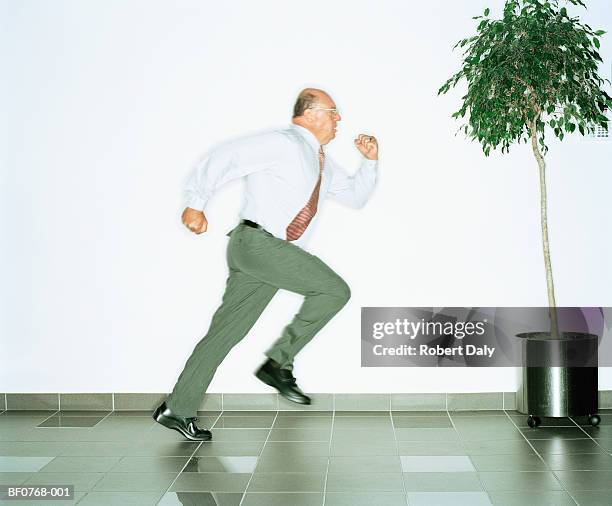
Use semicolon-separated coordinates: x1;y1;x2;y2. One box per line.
354;134;379;160
182;207;208;234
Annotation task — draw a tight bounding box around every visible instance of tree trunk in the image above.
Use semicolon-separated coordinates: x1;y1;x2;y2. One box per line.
530;117;560;339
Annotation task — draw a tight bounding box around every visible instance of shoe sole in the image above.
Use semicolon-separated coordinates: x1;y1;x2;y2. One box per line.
255;369;311;405
153;411;212;442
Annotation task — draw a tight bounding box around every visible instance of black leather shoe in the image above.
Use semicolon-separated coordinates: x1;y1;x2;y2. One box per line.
255;359;311;405
152;402;212;441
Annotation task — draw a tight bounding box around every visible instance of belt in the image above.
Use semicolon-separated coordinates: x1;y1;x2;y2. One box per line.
241;219;265;230
240;219;275;237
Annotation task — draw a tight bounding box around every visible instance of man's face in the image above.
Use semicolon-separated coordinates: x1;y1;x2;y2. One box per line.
306;94;342;145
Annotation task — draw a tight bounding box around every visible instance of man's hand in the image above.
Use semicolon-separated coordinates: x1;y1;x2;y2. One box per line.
354;134;379;160
182;207;208;234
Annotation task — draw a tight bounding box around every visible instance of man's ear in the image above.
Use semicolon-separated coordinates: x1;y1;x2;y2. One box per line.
301;109;314;124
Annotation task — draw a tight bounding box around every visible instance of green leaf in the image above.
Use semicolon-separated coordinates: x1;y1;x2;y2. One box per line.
594;38;600;49
594;30;606;36
484;7;490;16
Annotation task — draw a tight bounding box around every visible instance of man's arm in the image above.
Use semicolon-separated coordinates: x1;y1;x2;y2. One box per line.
182;134;277;234
326;134;379;209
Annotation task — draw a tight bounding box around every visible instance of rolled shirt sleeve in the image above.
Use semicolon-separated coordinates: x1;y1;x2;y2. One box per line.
184;135;276;211
326;157;378;209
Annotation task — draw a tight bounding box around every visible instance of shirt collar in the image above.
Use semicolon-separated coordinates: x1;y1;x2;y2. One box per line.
291;124;322;154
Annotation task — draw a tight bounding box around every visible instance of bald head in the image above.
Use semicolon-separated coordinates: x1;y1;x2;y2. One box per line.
292;88;331;118
291;88;341;145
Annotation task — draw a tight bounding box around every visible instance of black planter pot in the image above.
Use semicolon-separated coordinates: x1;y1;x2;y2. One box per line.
516;332;600;428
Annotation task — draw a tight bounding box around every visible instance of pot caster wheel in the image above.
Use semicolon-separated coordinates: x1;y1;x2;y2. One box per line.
527;415;541;428
589;414;601;426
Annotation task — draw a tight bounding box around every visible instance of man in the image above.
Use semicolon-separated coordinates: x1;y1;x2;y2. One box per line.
153;88;378;441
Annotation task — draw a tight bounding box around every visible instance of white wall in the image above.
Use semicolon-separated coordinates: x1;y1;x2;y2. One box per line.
2;0;611;394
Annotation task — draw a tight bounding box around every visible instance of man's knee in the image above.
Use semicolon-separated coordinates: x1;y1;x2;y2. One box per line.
331;277;351;306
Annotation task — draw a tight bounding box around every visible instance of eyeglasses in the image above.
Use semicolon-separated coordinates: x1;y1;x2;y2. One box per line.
309;107;340;116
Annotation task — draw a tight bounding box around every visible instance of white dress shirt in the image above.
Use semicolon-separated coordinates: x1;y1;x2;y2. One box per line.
185;124;378;247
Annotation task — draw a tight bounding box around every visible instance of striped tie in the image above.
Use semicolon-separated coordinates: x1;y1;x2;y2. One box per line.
286;146;325;241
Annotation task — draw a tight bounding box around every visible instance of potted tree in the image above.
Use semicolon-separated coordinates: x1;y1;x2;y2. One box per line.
438;0;610;427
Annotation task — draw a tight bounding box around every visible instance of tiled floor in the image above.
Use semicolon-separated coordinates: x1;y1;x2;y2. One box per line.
0;408;611;505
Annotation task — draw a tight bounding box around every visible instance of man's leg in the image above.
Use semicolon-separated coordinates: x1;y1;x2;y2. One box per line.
166;252;277;417
230;226;351;369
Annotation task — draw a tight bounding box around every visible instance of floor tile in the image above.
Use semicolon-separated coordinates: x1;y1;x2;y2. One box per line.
273;417;332;429
109;456;190;473
276;411;332;417
541;452;612;471
255;455;328;473
39;456;120;473
324;492;407;506
0;417;56;429
61;440;199;457
221;411;280;417
0;441;71;457
169;472;250;492
569;490;612;505
520;426;589;439
246;472;325;492
447;409;504;418
325;472;404;492
332;429;395;443
77;491;164;505
241;492;323;506
487;490;575;505
260;442;329;458
108;410;156;417
509;415;575;427
581;425;612;438
268;428;330;441
183;456;257;473
328;456;401;473
23;472;104;492
529;438;606;455
451;416;515;427
591;438;612;452
158;491;243;505
408;491;492;505
397;441;467;456
213;417;274;429
462;440;535;455
335;411;390;417
469;453;548;471
332;417;392;430
392;410;450;418
330;440;397;456
392;416;452;428
478;471;563;491
400;455;475;472
57;410;111;417
403;471;482;492
394;428;459;441
0;456;54;472
455;427;524;441
0;411;57;418
38;416;104;428
194;442;263;457
554;470;612;491
205;429;269;442
0;472;32;485
93;472;177;491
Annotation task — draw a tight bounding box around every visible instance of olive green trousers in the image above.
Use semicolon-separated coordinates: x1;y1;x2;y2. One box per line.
166;223;350;417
